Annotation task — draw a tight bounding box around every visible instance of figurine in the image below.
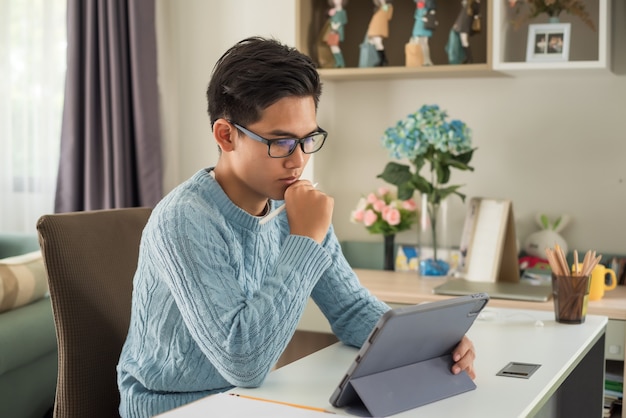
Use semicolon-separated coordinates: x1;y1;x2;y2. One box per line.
325;0;348;68
446;0;480;64
409;0;437;66
367;0;394;66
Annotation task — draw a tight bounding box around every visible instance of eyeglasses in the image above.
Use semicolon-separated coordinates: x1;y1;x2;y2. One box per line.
229;121;327;158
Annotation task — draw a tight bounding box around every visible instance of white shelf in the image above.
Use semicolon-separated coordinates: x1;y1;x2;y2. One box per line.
296;0;495;81
492;0;610;73
316;63;498;82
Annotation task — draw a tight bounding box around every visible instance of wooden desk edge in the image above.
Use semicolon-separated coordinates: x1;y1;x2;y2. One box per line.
353;268;626;321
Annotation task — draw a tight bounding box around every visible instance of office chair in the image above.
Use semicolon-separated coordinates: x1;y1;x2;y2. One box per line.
37;207;152;418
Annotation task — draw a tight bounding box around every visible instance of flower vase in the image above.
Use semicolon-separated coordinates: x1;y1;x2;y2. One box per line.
418;194;450;277
383;234;395;271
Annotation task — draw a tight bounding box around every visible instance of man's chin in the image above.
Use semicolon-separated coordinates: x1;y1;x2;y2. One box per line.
269;192;286;202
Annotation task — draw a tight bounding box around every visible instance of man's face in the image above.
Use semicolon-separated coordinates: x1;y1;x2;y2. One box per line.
228;96;319;203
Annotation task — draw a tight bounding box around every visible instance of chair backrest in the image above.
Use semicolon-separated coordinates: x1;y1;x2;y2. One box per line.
37;207;152;418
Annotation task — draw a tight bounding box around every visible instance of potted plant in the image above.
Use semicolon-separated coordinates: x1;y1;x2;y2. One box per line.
350;187;417;270
378;104;475;276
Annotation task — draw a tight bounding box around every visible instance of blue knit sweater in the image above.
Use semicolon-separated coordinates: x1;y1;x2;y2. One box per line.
117;169;389;417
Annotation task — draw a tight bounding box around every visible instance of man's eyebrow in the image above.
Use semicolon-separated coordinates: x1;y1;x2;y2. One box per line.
266;127;320;138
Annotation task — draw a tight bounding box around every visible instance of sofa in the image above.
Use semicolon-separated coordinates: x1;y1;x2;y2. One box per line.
0;233;57;418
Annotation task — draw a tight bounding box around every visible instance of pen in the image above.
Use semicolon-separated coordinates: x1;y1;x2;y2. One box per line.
259;182;318;225
230;393;335;414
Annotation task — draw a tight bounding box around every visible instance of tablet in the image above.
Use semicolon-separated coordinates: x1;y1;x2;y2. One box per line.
329;293;489;417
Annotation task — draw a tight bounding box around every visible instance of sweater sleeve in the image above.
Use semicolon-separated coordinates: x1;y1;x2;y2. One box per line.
311;227;390;347
146;201;332;388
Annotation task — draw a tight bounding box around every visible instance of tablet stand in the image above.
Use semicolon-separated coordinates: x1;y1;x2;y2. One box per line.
349;354;476;417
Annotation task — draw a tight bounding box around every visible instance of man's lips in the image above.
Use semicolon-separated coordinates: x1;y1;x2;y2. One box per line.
279;177;299;185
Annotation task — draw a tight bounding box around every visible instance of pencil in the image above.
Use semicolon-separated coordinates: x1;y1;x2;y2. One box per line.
230;393;335;414
259;182;318;225
545;248;560;275
258;202;286;225
554;244;569;277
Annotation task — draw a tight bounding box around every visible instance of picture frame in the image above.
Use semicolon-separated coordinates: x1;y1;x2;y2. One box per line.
526;23;571;63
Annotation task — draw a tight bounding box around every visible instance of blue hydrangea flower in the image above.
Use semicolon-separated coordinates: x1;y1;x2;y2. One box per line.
381;105;472;161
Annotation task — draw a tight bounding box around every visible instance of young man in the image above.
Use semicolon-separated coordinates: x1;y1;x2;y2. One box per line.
117;37;476;417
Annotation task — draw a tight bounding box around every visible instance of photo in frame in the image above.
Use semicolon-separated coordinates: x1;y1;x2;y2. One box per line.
526;23;571;63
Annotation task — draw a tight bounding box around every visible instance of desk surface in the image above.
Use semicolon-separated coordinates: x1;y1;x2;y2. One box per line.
354;269;626;320
230;308;607;417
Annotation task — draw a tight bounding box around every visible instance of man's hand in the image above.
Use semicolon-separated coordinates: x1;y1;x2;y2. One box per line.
451;335;476;379
284;181;333;244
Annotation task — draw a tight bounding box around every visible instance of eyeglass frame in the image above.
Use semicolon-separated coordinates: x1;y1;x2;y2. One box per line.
228;120;328;158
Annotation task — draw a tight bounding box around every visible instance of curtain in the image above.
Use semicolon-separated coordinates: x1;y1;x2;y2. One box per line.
0;0;66;233
55;0;162;213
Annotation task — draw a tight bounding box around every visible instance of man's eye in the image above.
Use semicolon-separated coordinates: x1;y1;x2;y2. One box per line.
273;139;296;149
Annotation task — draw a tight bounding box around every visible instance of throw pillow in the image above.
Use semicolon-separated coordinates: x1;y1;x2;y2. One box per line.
0;250;49;313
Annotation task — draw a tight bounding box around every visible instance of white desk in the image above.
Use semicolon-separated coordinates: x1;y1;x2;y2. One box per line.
297;268;626;417
165;308;604;418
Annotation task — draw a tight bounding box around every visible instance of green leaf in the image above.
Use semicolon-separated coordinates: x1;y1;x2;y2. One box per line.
412;175;432;195
397;183;416;200
436;164;451;185
447;159;473;171
377;162;412;186
412;155;426;171
540;214;549;229
455;149;475;165
437;185;463;201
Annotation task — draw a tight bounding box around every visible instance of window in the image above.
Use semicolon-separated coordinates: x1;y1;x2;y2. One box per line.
0;0;66;232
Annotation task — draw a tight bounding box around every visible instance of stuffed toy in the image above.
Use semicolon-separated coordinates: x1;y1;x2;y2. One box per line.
519;255;550;270
521;214;570;270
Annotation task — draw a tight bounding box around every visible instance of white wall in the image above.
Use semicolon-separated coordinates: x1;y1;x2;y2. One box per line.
157;0;626;254
156;0;298;192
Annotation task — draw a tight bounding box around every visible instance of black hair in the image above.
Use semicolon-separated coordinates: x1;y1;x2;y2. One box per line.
207;37;322;128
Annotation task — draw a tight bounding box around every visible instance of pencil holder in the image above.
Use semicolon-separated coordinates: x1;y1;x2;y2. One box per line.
551;274;590;324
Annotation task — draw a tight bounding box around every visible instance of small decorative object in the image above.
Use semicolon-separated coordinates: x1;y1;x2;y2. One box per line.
446;0;481;65
359;34;380;67
526;23;571;62
316;20;336;68
508;0;596;31
395;245;419;271
325;0;348;68
523;213;570;262
406;0;437;67
365;0;394;67
350;187;417;271
378;104;475;276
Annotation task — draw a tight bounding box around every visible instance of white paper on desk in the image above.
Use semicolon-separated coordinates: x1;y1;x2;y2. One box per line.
154;393;331;417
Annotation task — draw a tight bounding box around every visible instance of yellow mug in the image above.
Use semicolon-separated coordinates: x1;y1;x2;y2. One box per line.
571;263;617;301
588;265;617;301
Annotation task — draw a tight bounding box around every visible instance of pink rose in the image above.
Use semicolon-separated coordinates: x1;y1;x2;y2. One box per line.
377;186;390;197
384;208;401;226
373;200;386;212
351;209;365;223
402;199;417;211
366;193;378;204
363;209;378;227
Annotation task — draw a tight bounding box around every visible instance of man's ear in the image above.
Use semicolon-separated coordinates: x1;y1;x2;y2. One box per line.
213;119;236;153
